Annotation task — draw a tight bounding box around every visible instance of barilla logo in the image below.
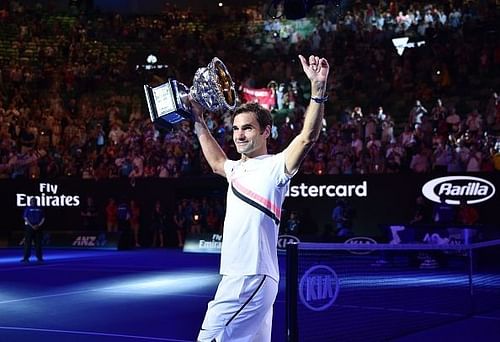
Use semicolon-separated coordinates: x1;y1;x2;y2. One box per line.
299;265;340;311
422;176;495;205
344;237;377;255
277;235;300;250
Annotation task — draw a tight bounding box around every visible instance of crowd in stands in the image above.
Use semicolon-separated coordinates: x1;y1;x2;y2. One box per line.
0;0;499;180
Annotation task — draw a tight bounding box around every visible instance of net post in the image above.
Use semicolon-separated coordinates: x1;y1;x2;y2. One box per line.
286;242;298;342
467;247;475;315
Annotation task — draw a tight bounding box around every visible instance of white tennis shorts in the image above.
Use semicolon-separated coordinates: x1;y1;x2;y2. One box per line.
197;274;278;342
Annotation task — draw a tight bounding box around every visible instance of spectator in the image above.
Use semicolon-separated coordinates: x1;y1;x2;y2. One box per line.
457;200;479;226
117;198;132;249
410;147;431;173
130;199;141;247
151;200;167;248
331;199;353;238
173;203;186;248
409;100;428;129
105;197;118;233
0;0;496;181
81;196;99;230
285;211;300;235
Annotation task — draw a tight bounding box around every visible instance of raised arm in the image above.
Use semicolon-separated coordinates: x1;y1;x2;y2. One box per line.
284;54;330;175
191;100;228;177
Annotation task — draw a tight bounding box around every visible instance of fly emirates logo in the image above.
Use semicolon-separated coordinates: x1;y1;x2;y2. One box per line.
16;183;80;207
287;181;368;198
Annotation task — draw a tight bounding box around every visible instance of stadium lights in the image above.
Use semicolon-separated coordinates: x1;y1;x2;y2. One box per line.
146;54;157;64
392;37;426;56
136;54;168;71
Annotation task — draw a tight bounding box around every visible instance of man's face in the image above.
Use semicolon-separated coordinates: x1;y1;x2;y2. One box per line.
232;112;269;158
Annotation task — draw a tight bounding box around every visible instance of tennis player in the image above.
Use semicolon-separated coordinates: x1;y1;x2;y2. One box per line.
193;54;330;342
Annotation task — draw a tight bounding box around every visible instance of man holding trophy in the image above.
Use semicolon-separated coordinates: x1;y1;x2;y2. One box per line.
145;54;330;341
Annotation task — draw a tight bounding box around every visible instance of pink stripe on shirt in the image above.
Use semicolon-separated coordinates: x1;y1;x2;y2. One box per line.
232;179;281;219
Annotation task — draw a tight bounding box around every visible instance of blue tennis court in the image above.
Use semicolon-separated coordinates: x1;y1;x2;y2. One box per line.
0;248;286;342
1;247;499;341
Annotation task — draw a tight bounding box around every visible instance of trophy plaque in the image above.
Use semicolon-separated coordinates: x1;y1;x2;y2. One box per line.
144;57;237;129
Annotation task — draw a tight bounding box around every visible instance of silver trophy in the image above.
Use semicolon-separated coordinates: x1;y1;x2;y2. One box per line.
144;57;237;129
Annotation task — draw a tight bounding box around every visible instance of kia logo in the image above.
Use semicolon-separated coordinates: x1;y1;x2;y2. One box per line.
299;265;340;311
277;235;300;250
422;176;495;205
344;237;377;255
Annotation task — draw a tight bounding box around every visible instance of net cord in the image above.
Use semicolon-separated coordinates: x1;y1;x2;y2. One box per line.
297;239;500;251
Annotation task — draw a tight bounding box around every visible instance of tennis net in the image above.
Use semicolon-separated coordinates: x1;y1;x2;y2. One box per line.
286;240;500;341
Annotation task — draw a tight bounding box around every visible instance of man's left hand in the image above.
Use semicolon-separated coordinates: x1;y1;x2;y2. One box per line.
298;54;330;86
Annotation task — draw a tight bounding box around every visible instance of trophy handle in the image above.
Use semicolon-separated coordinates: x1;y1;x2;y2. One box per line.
211;57;236;108
190;57;237;113
175;81;191;111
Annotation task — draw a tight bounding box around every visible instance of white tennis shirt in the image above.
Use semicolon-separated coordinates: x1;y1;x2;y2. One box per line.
221;152;294;282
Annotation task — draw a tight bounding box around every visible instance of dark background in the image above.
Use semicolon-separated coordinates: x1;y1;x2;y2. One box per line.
1;172;497;241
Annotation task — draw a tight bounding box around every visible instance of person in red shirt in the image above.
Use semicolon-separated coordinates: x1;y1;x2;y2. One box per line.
130;199;141;247
105;197;118;233
457;200;479;225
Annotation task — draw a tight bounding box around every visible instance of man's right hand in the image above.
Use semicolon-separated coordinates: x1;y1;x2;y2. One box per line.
189;96;205;124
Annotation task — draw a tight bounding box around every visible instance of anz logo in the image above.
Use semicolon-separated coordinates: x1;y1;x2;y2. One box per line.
299;265;340;311
422;176;495;205
277;235;300;250
72;234;107;247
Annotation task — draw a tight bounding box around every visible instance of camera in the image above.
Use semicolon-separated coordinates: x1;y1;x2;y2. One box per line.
495;140;500;152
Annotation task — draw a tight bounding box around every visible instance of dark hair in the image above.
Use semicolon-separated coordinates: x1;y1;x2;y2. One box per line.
232;103;272;133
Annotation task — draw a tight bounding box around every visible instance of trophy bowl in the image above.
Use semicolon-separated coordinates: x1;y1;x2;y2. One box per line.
144;57;237;129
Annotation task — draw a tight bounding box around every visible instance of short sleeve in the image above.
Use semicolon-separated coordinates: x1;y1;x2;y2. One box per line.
275;152;296;187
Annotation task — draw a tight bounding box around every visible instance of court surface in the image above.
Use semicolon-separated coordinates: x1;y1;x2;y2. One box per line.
0;248;285;342
1;248;499;341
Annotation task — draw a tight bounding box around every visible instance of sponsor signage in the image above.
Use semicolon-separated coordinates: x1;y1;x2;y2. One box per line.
299;265;340;311
422;176;495;205
16;182;80;207
1;174;497;241
287;181;368;198
183;233;222;253
9;231;118;249
277;234;300;251
344;236;378;255
184;233;302;253
72;234;109;247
